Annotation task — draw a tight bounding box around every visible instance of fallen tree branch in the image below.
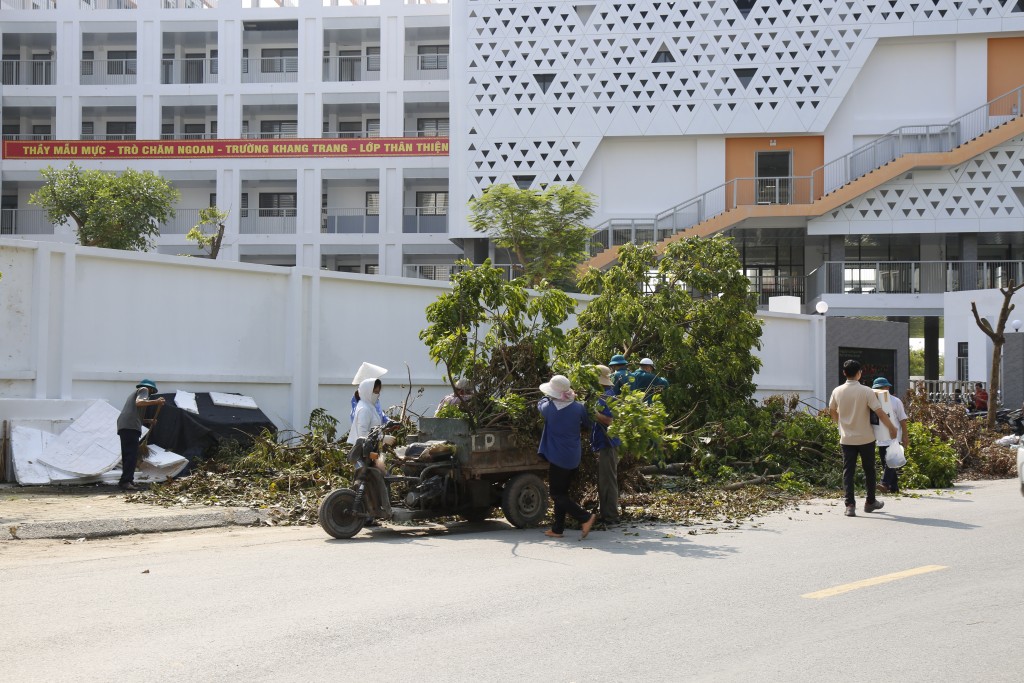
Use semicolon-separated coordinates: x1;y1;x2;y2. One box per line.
720;474;780;491
640;463;689;476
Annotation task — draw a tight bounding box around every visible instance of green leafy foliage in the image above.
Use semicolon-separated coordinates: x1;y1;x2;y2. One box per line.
186;206;228;259
689;396;843;487
468;183;596;288
30;163;179;251
902;422;959;488
568;237;763;430
419;260;576;430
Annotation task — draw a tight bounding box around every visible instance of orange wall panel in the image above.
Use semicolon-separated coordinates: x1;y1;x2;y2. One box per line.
724;136;825;182
987;37;1024;103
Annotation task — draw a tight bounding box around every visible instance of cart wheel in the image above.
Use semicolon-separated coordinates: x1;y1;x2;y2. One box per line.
319;488;366;539
501;473;549;528
460;507;493;523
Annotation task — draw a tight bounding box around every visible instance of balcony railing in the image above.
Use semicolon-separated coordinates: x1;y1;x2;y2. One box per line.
158;208;202;235
1;59;55;86
404;263;515;282
239;209;296;235
80;133;137;141
403;129;449;138
163;0;217;8
161;58;218;85
241;131;298;139
321;56;380;82
1;0;58;8
404;55;449;80
589;82;1024;256
322;208;379;235
160;131;217;140
80;0;137;9
240;58;298;84
0;209;60;236
806;260;1024;299
321;130;380;139
1;133;55;141
80;59;137;85
402;207;448;233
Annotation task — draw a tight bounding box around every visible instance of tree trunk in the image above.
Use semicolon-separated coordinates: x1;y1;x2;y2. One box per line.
988;341;1002;430
208;223;225;259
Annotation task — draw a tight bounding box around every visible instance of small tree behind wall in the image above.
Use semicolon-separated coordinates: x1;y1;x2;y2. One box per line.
29;163;178;251
468;183;596;289
970;280;1024;429
186;206;229;259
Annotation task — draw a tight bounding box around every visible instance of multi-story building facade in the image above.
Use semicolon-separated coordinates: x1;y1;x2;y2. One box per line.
1;0;455;275
4;1;1024;381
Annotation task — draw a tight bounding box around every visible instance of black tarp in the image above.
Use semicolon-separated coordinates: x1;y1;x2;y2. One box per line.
146;393;276;471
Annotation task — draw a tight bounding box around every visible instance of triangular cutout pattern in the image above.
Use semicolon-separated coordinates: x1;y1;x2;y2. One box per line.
462;1;1024;197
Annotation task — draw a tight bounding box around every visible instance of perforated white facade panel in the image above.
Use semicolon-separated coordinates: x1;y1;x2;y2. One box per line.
451;0;1024;233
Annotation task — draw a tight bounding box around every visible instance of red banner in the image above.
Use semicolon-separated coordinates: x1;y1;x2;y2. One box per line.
1;137;449;160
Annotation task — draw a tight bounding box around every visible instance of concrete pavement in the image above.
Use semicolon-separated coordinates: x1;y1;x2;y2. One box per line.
0;485;262;540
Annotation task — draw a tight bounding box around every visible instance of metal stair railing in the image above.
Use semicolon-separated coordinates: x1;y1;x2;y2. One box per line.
588;83;1024;257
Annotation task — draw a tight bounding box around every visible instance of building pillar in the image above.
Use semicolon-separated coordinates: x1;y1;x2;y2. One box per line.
1002;332;1024;411
924;316;941;380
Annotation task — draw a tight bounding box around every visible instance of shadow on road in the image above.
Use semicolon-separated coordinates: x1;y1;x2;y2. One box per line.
325;520;740;559
869;513;979;530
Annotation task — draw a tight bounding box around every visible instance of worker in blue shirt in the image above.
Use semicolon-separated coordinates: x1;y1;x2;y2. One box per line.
608;354;630;394
627;357;669;402
591;365;622;525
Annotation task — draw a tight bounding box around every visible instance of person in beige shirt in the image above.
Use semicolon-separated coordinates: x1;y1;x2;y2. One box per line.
828;359;898;517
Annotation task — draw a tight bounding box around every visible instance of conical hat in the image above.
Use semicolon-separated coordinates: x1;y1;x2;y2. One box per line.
352;362;388;385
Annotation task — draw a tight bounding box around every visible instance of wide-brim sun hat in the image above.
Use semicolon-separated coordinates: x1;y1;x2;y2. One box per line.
639;357;655;367
608;354;627;367
595;365;614;386
872;377;892;389
540;374;575;400
454;378;471;390
136;379;158;393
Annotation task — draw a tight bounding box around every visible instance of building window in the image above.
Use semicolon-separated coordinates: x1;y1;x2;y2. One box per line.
366;46;380;72
183;123;206;139
957;342;969;381
107;50;137;76
366;191;380;216
262;48;297;74
161;123;174;139
260;120;297;139
416;118;449;137
366;119;380;137
210;49;218;75
240;192;248;218
417;45;448;70
416;191;448;216
81;50;94;77
106;121;136;140
513;175;535;190
81;121;94;140
259;193;297;217
209;193;217;208
335;121;362;138
734;67;757;88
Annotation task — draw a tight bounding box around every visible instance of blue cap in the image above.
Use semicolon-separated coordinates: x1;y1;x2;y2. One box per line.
136;379;158;393
871;377;892;389
608;354;627;367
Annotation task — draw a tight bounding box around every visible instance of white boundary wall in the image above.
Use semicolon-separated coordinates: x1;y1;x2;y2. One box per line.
0;238;828;430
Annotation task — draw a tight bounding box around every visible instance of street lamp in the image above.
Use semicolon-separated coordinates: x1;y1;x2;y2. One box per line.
815;301;829;315
1012;319;1022;332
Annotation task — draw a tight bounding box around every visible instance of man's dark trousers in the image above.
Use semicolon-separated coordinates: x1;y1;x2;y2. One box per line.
841;441;878;506
118;428;141;487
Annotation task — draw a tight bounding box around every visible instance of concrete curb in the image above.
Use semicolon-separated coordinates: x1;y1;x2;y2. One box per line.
5;508;266;540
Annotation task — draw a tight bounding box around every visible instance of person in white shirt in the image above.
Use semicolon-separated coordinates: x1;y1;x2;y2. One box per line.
871;377;909;494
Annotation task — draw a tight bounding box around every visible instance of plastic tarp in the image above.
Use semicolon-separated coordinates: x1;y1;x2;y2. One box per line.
146;392;275;468
10;400;188;486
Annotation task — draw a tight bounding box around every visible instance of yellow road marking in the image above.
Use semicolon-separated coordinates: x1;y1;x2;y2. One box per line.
802;565;948;599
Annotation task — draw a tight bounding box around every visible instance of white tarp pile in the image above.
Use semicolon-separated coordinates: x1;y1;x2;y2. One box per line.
10;400;188;486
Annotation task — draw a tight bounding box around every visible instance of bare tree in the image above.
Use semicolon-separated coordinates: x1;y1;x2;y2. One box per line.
970;280;1024;429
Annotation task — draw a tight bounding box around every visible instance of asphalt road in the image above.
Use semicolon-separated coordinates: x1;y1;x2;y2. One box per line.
2;480;1021;683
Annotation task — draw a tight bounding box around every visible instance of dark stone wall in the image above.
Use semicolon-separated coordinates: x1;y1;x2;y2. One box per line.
826;317;910;398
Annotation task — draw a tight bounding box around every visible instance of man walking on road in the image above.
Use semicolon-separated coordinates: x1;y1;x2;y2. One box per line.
828;360;898;517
